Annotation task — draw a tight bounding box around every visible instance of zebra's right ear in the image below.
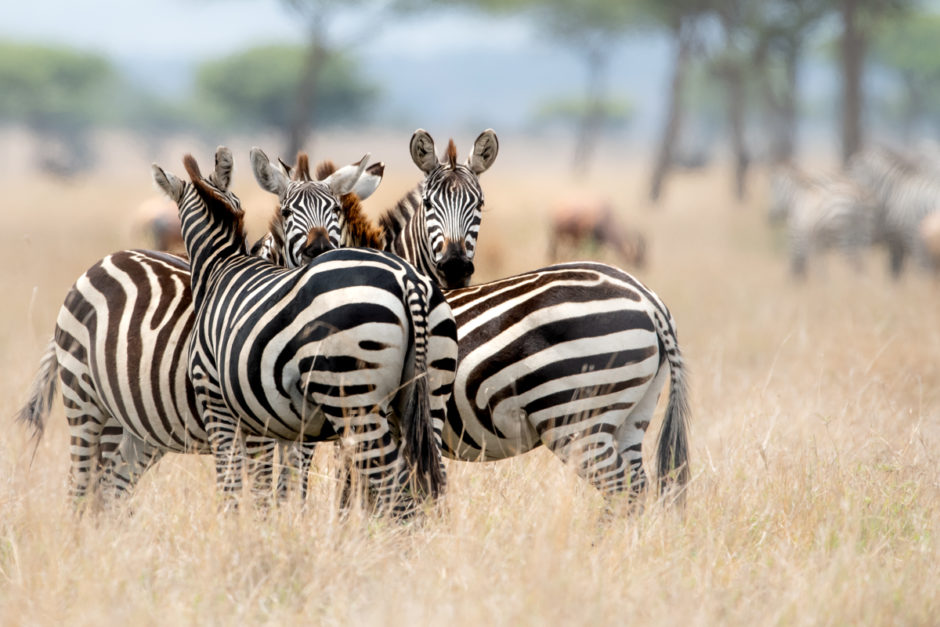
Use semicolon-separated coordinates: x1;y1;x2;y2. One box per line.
152;164;184;203
410;129;439;174
250;147;289;200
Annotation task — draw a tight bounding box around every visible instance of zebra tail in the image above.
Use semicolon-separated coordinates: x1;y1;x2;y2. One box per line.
15;338;59;441
653;317;692;496
400;280;446;500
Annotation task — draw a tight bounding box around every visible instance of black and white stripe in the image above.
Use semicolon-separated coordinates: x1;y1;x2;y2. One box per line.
848;146;940;277
153;148;455;515
768;163;876;277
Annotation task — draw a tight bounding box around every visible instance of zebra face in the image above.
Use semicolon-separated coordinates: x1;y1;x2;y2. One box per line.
423;167;484;289
280;181;343;267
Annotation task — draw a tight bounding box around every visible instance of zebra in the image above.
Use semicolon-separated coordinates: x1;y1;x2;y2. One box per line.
377;128;499;290
14;149;389;508
768;163;877;278
152;148;456;515
847;146;940;277
286;135;691;500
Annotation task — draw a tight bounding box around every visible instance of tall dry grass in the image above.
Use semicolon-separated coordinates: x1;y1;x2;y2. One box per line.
0;135;936;625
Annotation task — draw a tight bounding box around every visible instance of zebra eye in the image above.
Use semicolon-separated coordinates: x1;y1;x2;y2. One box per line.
423;197;432;211
280;208;291;218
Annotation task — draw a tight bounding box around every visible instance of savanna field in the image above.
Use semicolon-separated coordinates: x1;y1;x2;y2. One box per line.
0;131;936;625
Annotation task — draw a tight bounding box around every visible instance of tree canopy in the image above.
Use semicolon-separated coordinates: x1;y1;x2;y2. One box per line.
194;44;378;132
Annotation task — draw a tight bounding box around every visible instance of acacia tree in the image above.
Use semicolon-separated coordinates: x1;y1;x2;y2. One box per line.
0;41;116;175
280;0;387;157
869;9;940;138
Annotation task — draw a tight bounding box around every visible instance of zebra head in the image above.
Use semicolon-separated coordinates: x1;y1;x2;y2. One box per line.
251;147;370;268
152;146;244;260
411;128;498;289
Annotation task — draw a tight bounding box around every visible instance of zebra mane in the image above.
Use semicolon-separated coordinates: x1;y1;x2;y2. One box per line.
377;186;421;251
315;159;336;181
445;139;457;169
342;191;385;249
294;153;313;181
183;154;245;236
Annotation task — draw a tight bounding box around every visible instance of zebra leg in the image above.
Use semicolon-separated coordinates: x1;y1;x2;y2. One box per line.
99;432;165;505
243;435;278;511
273;441;315;505
330;408;410;518
888;238;907;278
204;410;246;511
59;375;111;507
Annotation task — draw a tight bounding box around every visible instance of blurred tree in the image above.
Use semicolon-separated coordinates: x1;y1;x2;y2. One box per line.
0;41;116;175
645;0;712;203
870;9;940;139
195;44;377;137
532;95;634;133
832;0;912;164
279;0;387;158
403;0;641;174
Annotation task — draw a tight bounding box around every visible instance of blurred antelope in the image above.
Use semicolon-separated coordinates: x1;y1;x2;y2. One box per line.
548;196;647;268
131;195;185;254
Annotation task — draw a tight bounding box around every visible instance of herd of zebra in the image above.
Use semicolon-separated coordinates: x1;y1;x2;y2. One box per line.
16;129;691;518
769;144;940;279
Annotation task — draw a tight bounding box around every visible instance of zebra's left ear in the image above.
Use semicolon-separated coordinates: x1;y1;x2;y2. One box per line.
467;129;498;175
210;146;234;190
325;153;370;196
152;164;185;203
352;161;385;200
250;147;290;200
411;129;439;174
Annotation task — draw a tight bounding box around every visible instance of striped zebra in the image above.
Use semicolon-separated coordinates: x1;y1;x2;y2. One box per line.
290;135;691;499
848;146;940;277
15;149;389;507
152;149;456;515
768;163;876;277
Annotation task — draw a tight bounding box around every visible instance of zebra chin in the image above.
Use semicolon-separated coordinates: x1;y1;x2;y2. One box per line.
438;256;474;289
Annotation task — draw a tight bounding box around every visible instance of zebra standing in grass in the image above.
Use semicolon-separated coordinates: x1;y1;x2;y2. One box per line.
153;149;455;515
768;163;877;278
15;149;389;507
294;130;690;498
848;146;940;277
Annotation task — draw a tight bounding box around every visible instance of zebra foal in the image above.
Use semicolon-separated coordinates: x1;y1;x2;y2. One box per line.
15;149;387;507
153;149;456;515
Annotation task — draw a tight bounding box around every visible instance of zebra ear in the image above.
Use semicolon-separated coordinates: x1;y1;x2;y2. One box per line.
210;146;234;190
152;164;185;203
467;129;498;175
352;161;385;200
410;129;439;174
250;147;289;200
326;153;370;197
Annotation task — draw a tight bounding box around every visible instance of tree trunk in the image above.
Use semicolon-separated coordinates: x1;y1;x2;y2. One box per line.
286;19;327;159
840;0;865;165
572;46;608;175
725;65;748;201
650;19;692;203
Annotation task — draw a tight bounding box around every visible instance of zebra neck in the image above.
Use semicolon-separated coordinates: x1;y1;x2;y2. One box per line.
181;212;247;308
378;184;435;274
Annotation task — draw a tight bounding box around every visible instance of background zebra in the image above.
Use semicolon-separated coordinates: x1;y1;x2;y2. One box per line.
15;149;386;508
768;162;876;278
291;136;691;499
847;146;940;277
153;149;456;515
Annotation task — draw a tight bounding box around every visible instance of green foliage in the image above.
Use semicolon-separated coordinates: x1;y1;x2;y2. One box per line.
871;10;940;79
532;95;634;129
0;41;117;131
194;44;377;131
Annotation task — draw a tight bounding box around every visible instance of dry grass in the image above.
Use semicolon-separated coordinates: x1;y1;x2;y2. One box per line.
0;133;937;625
